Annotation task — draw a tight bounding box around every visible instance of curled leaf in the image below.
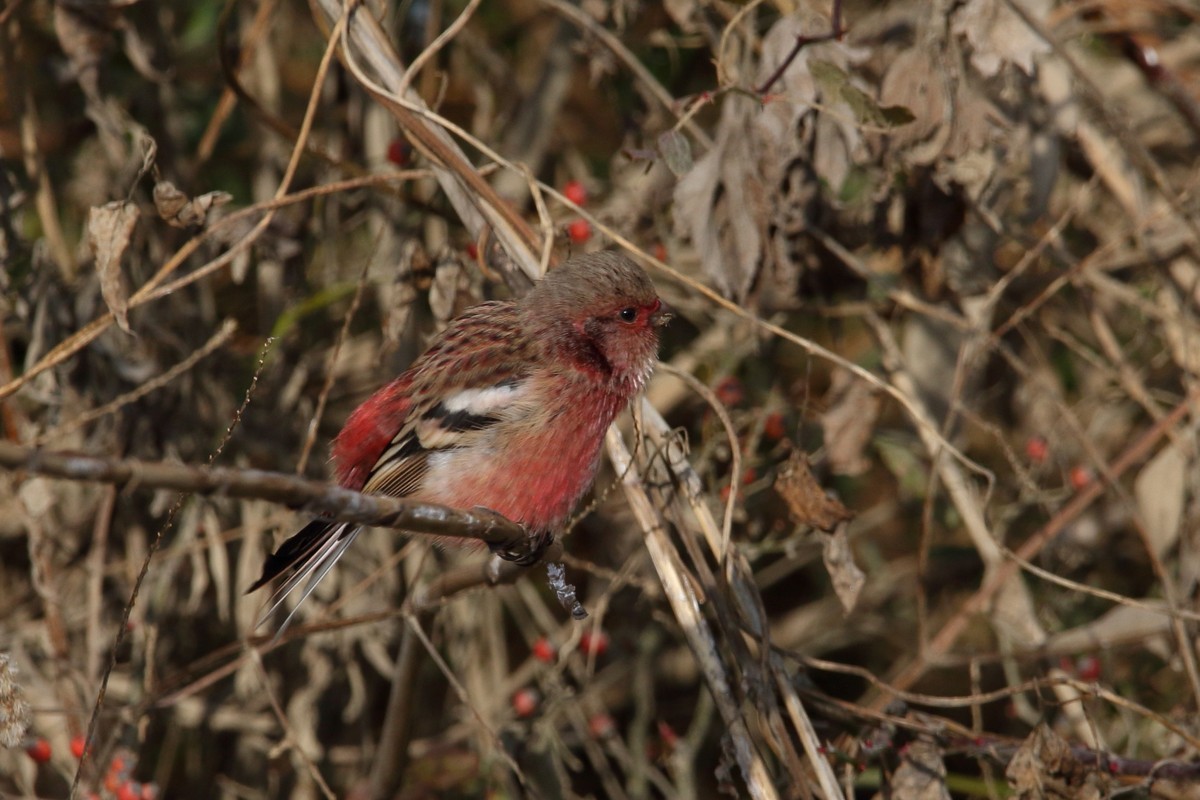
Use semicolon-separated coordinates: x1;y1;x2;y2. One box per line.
153;181;232;228
774;450;854;532
86;200;139;333
822;525;865;613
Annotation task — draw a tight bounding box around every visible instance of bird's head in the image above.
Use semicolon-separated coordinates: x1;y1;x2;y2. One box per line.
522;252;671;391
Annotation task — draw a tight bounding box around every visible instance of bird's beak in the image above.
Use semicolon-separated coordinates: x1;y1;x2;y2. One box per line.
650;300;674;328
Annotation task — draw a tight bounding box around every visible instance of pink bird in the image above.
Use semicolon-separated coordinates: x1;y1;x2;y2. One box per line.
249;251;671;627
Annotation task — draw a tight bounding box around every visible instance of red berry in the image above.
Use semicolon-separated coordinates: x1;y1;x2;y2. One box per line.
1024;436;1049;464
386;138;411;166
563;180;588;206
651;242;667;262
763;412;786;441
25;738;51;763
70;734;88;759
579;629;609;657
1069;465;1092;490
512;688;539;718
1075;655;1101;681
714;376;745;407
115;782;140;800
465;242;479;260
532;637;556;664
141;784;160;800
567;219;591;244
588;713;616;738
720;469;757;502
657;721;678;748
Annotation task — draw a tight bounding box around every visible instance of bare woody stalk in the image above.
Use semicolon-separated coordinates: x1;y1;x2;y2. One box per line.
0;441;526;548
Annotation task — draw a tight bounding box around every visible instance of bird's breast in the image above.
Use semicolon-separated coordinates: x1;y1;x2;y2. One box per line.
416;382;626;532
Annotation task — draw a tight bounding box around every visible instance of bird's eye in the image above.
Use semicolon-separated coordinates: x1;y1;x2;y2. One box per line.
619;307;638;323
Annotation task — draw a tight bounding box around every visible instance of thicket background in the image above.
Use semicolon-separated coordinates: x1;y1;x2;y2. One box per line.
2;0;1200;797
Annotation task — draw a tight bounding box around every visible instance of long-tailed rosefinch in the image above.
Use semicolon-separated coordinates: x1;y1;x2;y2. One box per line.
250;251;671;625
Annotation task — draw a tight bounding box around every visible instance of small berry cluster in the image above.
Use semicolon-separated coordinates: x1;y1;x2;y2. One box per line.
24;735;158;799
1023;435;1094;490
511;628;611;726
562;180;592;244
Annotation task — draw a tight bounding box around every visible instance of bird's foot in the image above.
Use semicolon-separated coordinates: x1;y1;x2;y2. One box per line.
487;527;553;566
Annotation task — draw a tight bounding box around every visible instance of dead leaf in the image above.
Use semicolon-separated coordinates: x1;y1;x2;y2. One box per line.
0;654;32;748
810;60;914;129
657;130;693;177
153;181;232;228
135;128;157;181
673;13;868;303
86;200;139;333
1006;724;1109;800
892;738;951;800
17;479;54;519
53;3;112;97
775;450;854;532
821;524;864;613
880;47;951;165
952;0;1051;79
1160;284;1200;374
1134;442;1186;558
820;369;880;476
430;251;478;324
673;97;766;301
663;0;698;31
1045;603;1171;657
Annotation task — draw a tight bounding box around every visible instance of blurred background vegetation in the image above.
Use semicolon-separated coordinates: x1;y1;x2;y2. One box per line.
3;0;1200;797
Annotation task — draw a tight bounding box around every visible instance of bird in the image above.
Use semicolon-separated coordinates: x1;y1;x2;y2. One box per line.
248;250;672;628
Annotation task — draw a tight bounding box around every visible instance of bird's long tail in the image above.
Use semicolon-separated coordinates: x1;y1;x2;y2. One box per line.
247;519;361;632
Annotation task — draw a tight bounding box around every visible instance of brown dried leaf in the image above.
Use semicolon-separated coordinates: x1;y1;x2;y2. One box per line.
86;200;139;334
1134;442;1186;558
820;369;880;477
674;13;867;303
775;450;854;532
663;0;698;31
879;48;950;164
673;99;766;300
821;525;864;613
1159;282;1200;374
153;181;232;228
892;738;951;800
757;14;867;193
952;0;1051;79
53;3;112;97
1006;724;1109;800
0;654;32;748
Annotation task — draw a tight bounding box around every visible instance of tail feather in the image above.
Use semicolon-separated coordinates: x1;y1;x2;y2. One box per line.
248;519;361;632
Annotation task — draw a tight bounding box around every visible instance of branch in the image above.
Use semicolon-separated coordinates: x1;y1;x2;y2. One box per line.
0;441;525;548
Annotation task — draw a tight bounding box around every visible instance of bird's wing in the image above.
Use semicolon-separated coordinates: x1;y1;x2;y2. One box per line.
352;302;535;497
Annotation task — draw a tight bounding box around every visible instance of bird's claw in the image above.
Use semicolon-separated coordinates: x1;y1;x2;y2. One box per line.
488;528;553;566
